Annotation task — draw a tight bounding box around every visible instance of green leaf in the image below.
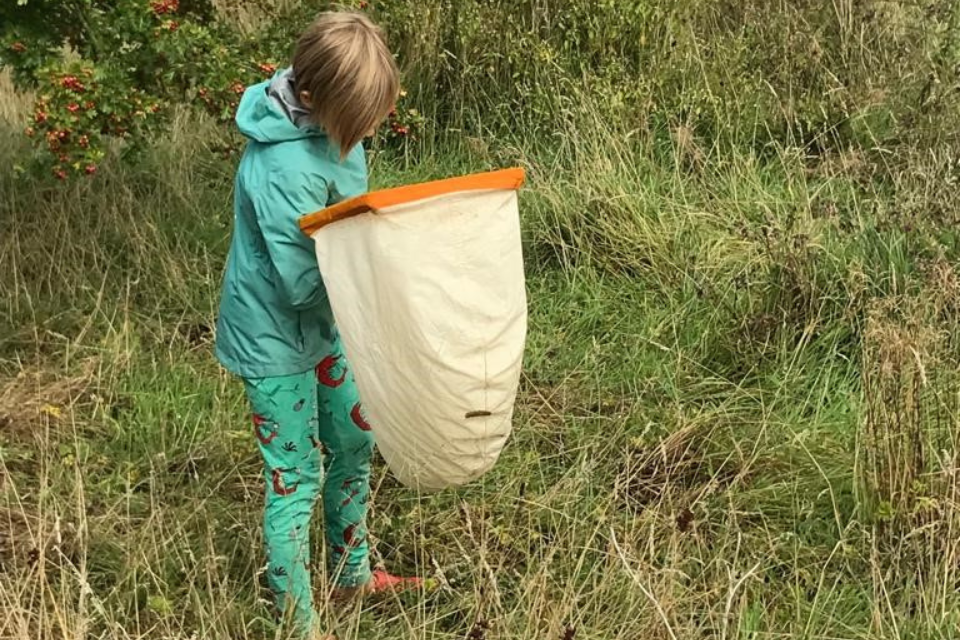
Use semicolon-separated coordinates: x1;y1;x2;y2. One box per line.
146;594;173;615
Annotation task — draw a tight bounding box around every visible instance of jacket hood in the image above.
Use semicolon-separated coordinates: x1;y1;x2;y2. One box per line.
235;68;322;143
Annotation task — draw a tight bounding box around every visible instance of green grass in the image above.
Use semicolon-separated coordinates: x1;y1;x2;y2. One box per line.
3;37;960;640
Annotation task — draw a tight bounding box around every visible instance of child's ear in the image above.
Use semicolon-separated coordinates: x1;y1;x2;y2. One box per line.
299;90;313;109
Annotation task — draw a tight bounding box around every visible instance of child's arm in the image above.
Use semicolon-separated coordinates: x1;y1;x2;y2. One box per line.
254;172;329;310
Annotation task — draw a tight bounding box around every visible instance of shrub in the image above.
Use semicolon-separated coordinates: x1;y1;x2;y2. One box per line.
0;0;421;178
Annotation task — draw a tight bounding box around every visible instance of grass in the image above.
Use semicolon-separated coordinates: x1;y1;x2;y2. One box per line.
2;16;960;638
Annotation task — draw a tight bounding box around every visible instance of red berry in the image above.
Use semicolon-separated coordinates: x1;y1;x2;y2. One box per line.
258;62;277;74
54;169;67;181
84;101;95;110
59;153;69;162
150;0;178;14
10;42;26;53
231;82;244;94
24;126;35;137
84;164;97;175
60;76;85;92
67;103;80;113
35;110;48;124
78;135;90;148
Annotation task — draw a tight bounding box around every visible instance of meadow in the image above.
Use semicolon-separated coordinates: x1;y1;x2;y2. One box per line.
2;1;960;638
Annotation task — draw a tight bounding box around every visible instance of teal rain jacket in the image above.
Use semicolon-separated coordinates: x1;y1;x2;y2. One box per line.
215;69;368;378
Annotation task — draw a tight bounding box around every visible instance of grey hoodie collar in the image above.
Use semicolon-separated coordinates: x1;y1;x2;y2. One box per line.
267;68;314;130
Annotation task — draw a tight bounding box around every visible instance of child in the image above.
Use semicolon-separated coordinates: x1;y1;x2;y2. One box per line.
214;11;417;637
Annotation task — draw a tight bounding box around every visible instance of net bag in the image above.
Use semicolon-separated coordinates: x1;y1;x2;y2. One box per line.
299;168;527;491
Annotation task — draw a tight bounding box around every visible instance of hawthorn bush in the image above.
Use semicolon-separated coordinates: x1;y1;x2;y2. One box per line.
0;0;422;178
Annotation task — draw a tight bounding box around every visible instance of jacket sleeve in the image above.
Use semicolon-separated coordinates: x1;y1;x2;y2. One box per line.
253;173;329;311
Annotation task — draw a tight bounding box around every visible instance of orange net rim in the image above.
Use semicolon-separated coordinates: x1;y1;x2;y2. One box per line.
299;167;526;235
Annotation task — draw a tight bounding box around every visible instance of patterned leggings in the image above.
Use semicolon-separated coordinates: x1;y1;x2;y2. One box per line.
244;336;374;634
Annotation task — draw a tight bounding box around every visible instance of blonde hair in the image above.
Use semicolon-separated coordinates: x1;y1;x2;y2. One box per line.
293;11;400;158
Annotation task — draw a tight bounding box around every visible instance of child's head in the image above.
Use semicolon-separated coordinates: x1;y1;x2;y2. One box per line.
293;11;399;157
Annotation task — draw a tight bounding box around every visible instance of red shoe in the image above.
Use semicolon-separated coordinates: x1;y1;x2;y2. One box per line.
330;570;421;601
366;569;421;594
